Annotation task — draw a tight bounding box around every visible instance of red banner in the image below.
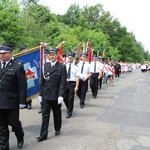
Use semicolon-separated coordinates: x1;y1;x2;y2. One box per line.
88;49;93;63
86;40;93;63
57;42;64;63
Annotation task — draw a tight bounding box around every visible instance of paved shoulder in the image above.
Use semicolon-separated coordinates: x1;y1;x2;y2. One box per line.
10;70;150;150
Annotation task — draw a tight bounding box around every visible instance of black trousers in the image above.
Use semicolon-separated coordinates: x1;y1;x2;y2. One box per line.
90;73;99;97
0;109;24;150
40;100;61;139
115;69;120;78
99;77;103;89
64;81;76;116
77;79;88;106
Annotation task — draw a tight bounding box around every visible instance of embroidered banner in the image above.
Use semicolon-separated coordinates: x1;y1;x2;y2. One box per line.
15;48;40;97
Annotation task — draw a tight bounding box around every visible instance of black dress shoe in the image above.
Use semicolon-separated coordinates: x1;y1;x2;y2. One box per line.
36;136;41;140
55;131;61;136
66;114;71;118
38;109;42;114
80;105;84;109
36;136;47;142
92;95;96;99
17;131;24;148
18;138;24;148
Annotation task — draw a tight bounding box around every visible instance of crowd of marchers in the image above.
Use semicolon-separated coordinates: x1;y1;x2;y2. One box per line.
35;48;142;143
0;45;142;149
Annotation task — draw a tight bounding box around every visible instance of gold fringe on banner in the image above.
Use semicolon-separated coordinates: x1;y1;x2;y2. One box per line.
56;41;65;49
13;46;40;58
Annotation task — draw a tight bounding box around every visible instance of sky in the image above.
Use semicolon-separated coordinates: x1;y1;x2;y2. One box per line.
39;0;150;52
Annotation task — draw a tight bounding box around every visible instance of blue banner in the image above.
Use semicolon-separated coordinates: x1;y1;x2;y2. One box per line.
16;49;40;97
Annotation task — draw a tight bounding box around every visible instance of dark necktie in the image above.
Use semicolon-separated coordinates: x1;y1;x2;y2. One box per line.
81;62;85;74
2;62;6;69
51;63;55;67
67;63;71;79
94;62;96;73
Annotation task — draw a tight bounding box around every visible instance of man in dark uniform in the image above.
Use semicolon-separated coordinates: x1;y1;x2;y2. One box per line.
114;61;121;78
0;45;27;149
37;48;67;142
97;56;104;89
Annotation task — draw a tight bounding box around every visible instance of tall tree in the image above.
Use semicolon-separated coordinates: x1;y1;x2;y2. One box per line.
0;0;23;47
62;3;81;27
81;4;104;29
21;0;39;6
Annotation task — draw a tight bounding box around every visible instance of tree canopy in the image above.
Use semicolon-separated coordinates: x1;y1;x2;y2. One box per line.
0;0;150;62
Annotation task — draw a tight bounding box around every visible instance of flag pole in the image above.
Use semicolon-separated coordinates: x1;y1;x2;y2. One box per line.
56;41;65;49
14;46;40;58
86;39;90;52
73;43;82;52
102;49;106;58
56;41;65;63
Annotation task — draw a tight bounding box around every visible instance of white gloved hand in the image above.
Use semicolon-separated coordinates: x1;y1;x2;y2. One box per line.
19;104;26;109
58;96;63;104
38;96;42;102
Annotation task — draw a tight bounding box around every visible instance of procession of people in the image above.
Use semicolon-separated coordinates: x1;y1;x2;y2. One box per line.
0;45;140;149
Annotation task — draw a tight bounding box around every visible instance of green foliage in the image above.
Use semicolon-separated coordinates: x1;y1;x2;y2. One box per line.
62;4;81;27
0;1;149;62
0;0;23;47
81;4;104;29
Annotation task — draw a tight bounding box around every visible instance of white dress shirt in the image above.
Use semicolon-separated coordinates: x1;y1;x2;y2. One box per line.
76;61;90;79
89;61;103;73
66;62;78;81
50;60;57;67
0;58;11;69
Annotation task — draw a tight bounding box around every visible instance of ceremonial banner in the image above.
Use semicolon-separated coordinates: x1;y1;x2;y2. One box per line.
88;49;93;63
86;40;93;63
73;43;82;58
14;48;41;97
56;41;65;63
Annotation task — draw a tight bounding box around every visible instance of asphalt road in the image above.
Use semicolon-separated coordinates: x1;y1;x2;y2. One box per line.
9;69;150;150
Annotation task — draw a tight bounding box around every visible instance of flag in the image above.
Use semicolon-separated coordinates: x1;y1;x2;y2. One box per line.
56;41;65;63
14;47;41;97
87;48;93;63
73;43;82;58
86;40;93;63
